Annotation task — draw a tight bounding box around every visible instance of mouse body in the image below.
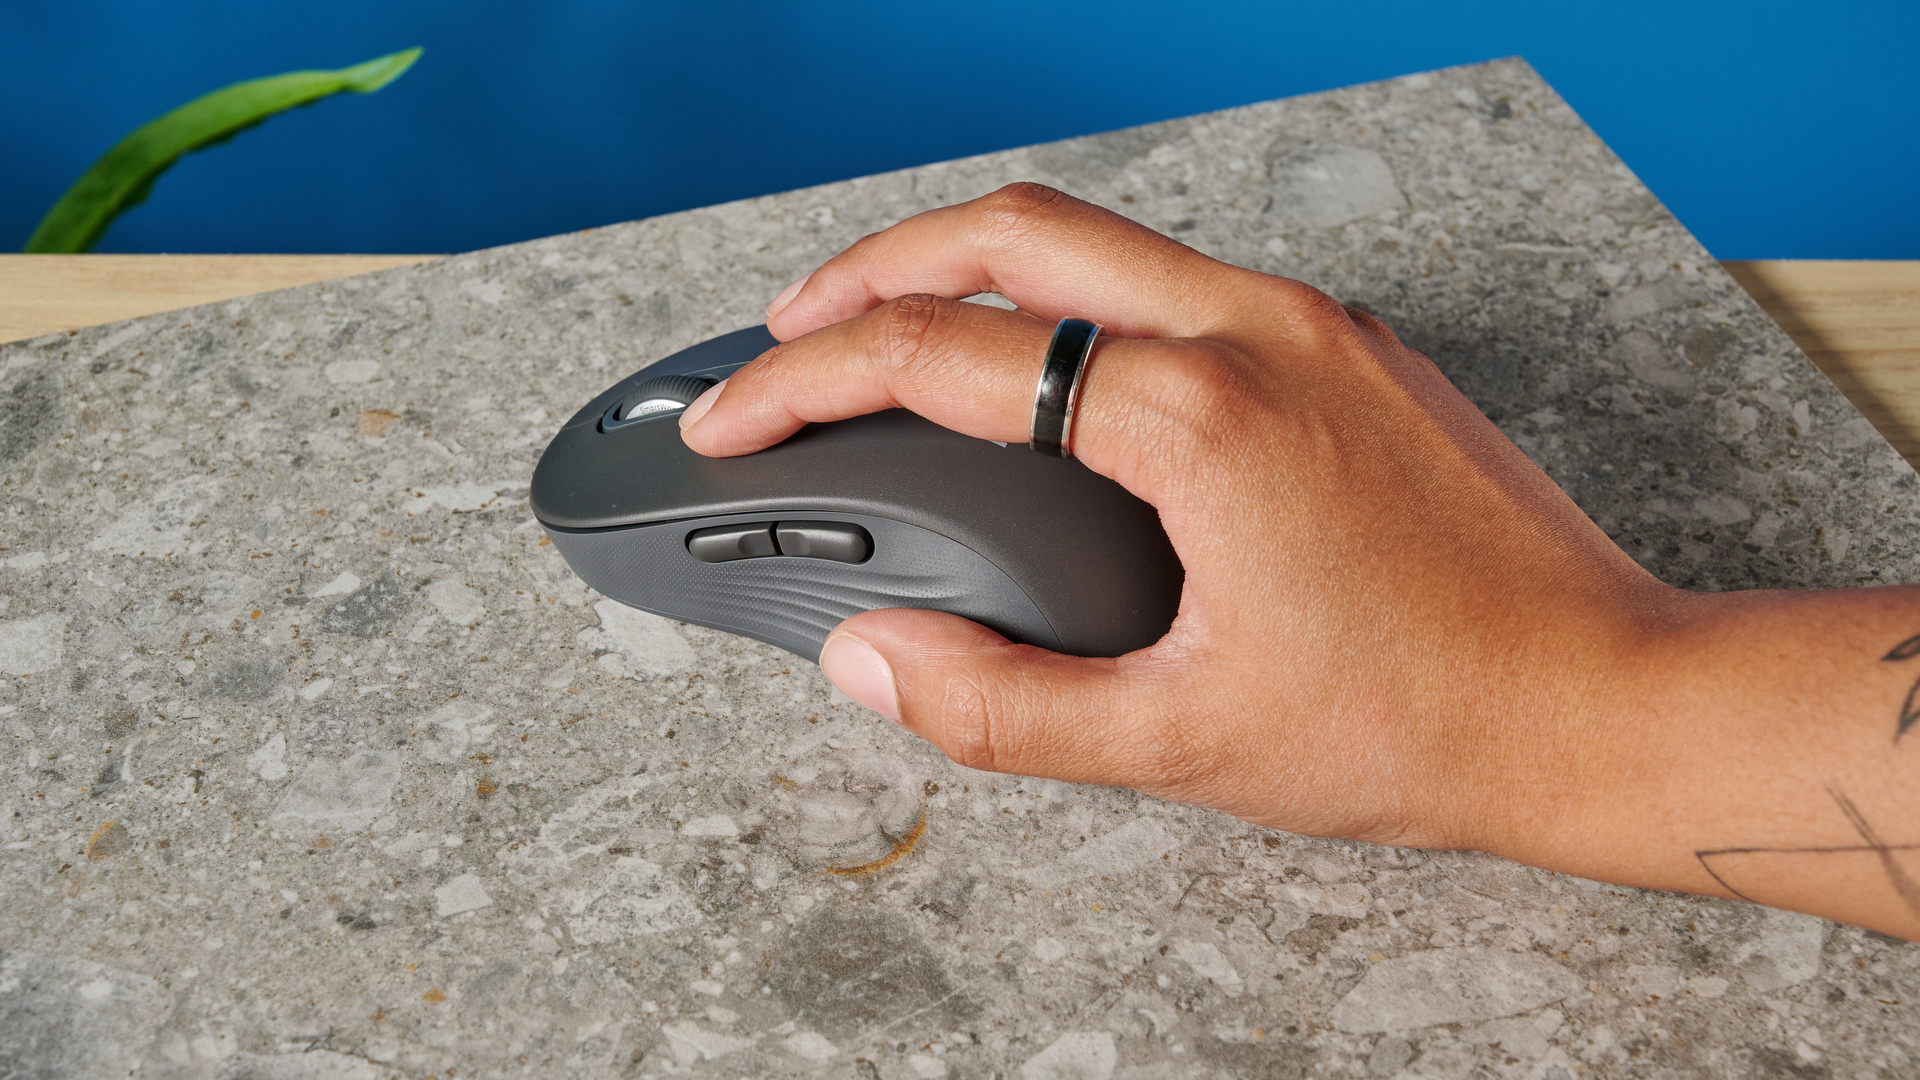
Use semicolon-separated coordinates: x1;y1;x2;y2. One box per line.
530;325;1182;663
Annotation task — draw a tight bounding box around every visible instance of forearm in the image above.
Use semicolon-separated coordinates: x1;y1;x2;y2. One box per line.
1512;584;1920;938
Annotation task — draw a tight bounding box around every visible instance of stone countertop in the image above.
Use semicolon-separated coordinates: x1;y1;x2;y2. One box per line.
1;58;1914;1080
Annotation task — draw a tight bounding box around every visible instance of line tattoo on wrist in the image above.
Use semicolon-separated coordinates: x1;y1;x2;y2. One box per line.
1881;633;1920;740
1696;783;1920;921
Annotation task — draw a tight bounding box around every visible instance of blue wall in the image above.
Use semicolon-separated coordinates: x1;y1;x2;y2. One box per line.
5;2;1915;258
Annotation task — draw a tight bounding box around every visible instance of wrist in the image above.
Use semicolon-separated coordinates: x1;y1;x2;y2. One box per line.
1475;582;1920;934
1454;575;1697;882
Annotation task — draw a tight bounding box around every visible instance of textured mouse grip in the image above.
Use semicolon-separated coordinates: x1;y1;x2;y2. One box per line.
544;512;1060;663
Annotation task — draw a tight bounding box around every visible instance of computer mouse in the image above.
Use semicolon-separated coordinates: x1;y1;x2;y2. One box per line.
530;324;1183;663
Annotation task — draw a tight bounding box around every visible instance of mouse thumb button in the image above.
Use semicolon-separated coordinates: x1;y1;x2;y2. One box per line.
775;522;873;564
687;522;777;562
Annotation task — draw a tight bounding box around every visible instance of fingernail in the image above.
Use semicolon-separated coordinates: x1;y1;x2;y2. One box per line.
678;379;725;431
765;271;812;318
819;632;900;722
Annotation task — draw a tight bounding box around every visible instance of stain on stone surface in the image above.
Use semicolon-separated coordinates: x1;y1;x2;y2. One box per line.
1735;1044;1829;1079
1285;914;1358;962
1198;1036;1317;1079
84;821;129;859
1678;322;1740;369
1615;329;1694;393
358;408;402;436
823;815;925;876
679;850;756;916
627;291;674;338
769;907;975;1042
224;366;264;397
463;960;523;1005
1367;1034;1415;1076
0;953;169;1077
212;1050;389;1079
0;613;64;677
316;570;411;637
1332;947;1583;1033
0;367;62;467
89;758;121;797
1264;144;1409;231
777;757;925;872
915;869;978;922
268;750;402;833
101;708;138;740
206;656;285;701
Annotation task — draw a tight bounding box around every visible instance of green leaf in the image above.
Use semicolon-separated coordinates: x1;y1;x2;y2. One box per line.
24;47;423;254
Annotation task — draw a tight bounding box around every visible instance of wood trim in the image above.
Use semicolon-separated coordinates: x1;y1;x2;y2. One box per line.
1721;261;1920;466
0;254;439;345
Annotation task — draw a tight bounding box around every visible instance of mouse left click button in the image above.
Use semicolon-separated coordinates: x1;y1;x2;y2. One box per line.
687;523;777;562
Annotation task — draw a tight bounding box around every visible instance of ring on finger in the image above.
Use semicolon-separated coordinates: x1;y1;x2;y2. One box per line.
1030;317;1101;458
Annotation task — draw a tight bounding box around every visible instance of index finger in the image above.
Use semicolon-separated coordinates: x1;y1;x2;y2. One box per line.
765;183;1257;343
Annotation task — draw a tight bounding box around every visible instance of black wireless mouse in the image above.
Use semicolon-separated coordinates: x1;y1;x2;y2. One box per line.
530;325;1183;663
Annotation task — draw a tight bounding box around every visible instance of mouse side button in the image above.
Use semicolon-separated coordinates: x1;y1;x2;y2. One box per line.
687;522;777;562
775;521;872;564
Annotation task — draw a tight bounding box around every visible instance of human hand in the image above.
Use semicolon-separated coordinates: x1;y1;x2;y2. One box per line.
678;184;1920;937
677;183;1661;858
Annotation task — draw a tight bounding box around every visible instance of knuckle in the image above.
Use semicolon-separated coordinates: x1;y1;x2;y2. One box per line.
1129;340;1260;451
1341;304;1387;335
874;293;951;351
1294;283;1356;327
934;654;1059;775
1265;277;1363;344
1255;274;1421;373
986;181;1067;217
872;293;965;382
747;337;800;377
1270;275;1344;318
972;182;1070;245
939;674;1000;773
734;341;815;415
1341;304;1407;351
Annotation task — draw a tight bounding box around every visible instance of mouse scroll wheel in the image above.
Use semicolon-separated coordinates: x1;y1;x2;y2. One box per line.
621;375;716;421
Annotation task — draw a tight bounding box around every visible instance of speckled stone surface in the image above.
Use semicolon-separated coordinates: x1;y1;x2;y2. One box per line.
2;58;1915;1080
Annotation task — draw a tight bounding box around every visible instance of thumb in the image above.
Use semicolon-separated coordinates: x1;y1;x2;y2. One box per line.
819;608;1167;787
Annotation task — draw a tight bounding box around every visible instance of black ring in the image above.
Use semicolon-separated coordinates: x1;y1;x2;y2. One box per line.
1030;318;1101;458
